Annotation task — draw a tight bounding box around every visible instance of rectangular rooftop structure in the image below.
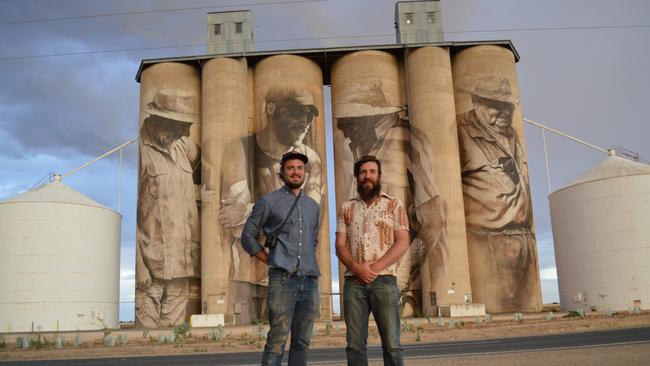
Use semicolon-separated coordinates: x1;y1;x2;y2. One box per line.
207;10;255;54
395;0;444;43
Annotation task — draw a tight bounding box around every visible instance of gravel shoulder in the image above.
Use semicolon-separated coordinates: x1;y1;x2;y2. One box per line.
1;311;649;362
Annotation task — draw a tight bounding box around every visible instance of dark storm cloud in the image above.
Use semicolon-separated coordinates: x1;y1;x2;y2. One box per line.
0;0;212;160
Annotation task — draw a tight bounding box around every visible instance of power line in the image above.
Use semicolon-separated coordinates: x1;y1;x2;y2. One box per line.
445;23;650;34
0;34;394;61
0;0;332;26
1;23;649;61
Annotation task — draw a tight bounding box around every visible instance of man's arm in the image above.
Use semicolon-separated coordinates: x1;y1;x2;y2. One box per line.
135;240;152;290
335;232;378;284
240;198;269;265
369;228;409;273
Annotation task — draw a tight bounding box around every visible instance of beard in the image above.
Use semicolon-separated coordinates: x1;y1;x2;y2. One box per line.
283;174;304;190
357;178;381;201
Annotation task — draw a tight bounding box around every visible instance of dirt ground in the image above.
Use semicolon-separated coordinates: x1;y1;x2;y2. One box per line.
1;311;649;362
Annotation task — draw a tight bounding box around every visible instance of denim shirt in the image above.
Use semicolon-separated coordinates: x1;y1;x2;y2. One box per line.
241;186;321;277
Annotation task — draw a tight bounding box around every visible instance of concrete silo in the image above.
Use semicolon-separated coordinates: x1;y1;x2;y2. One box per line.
550;152;650;312
0;176;120;332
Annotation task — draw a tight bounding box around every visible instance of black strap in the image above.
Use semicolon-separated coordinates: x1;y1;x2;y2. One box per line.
269;189;301;237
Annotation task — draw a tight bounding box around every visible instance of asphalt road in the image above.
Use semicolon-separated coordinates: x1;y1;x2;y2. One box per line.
4;326;650;366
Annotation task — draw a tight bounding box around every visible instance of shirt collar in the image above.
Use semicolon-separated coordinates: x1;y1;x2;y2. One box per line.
281;185;303;197
465;109;497;142
466;109;518;155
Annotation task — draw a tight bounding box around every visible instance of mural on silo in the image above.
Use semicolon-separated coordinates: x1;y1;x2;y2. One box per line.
334;81;447;315
219;86;323;321
136;89;202;328
456;76;538;311
134;43;542;327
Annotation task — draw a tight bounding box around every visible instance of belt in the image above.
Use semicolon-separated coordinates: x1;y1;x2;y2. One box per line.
468;227;532;236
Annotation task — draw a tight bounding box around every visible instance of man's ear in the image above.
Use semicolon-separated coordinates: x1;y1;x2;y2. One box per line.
266;101;276;115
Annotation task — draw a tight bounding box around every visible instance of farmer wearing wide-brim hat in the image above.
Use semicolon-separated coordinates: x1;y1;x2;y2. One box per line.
136;89;201;329
456;76;539;312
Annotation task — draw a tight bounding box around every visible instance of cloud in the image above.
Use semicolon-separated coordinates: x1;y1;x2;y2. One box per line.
540;267;557;281
541;279;560;304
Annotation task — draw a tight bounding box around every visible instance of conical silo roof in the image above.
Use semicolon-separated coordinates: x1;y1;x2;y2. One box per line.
0;176;111;210
566;154;650;187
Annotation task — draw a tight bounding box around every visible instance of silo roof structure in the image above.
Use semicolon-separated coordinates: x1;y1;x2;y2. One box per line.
0;177;121;332
550;153;650;312
4;178;113;209
567;154;650;186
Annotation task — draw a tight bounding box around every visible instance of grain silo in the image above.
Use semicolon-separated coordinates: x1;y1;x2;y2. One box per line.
0;175;120;332
550;151;650;312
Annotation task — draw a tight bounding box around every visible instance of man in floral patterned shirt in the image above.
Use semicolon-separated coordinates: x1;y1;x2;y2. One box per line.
335;155;410;366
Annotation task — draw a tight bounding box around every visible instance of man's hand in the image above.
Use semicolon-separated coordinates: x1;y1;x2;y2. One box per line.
418;197;446;257
352;261;378;284
254;249;269;265
136;269;152;291
218;199;249;227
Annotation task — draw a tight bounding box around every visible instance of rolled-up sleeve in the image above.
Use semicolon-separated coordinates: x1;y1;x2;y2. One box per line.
241;197;268;256
392;199;409;231
336;204;349;234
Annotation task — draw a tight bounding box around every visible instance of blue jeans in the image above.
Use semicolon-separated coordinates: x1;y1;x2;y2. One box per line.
344;275;403;366
262;269;319;366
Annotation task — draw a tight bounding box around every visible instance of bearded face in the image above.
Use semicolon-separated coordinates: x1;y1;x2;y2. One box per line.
337;115;381;160
281;158;306;189
147;116;192;148
356;161;381;201
270;102;315;146
474;96;515;134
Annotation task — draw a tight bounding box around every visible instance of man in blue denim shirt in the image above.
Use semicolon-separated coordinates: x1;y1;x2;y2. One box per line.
241;151;321;366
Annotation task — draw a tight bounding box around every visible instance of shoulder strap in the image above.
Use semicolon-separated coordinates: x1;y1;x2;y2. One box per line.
269;190;302;237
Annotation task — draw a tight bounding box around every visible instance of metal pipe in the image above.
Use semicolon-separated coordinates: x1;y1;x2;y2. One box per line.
542;129;551;195
523;118;609;154
61;138;138;179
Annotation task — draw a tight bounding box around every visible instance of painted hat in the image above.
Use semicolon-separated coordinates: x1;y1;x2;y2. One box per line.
145;89;197;123
266;88;319;117
334;82;402;119
468;76;517;104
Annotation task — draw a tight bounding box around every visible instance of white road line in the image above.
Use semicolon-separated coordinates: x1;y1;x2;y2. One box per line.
400;340;650;360
287;339;650;365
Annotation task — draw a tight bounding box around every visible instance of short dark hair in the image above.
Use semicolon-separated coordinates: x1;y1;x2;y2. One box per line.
278;151;308;179
354;155;382;177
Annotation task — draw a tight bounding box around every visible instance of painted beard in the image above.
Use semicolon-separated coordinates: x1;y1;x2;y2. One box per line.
357;177;381;201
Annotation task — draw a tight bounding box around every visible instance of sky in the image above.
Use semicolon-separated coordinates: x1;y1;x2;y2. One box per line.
1;0;649;321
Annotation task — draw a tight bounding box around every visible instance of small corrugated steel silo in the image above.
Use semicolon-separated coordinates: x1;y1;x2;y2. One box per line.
0;176;120;332
550;153;650;311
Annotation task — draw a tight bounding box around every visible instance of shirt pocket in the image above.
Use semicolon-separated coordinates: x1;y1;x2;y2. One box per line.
144;170;168;199
280;216;297;236
487;159;517;195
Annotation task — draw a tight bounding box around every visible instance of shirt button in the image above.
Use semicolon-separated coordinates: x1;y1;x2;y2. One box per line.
297;255;301;259
299;243;302;246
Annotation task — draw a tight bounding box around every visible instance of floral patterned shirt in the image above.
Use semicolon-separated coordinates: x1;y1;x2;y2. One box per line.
336;192;409;277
